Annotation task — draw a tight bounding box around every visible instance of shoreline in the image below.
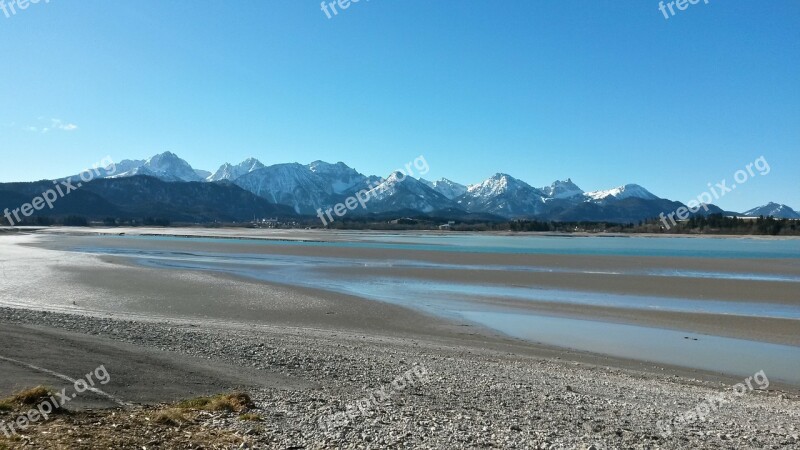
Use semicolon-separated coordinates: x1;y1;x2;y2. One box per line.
11;225;800;241
5;232;799;382
1;306;798;448
1;230;799;447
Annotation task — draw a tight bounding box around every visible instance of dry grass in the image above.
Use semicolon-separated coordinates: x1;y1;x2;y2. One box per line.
0;408;252;449
2;386;53;406
238;413;263;422
0;434;22;449
176;392;253;413
151;407;189;426
0;391;259;449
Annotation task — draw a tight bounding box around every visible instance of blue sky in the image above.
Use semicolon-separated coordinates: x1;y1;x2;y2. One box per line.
1;0;798;211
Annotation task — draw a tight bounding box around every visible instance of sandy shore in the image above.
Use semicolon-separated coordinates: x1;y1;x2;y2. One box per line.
1;307;798;449
26;225;800;240
32;227;800;279
45;254;798;347
1;229;799;448
19;230;800;348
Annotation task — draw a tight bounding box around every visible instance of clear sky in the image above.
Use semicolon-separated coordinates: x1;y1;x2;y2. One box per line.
1;0;798;211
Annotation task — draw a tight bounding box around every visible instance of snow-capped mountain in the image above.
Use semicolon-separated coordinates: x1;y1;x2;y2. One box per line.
584;184;659;202
54;150;798;223
420;178;467;200
208;158;265;182
364;172;457;213
743;202;800;219
63;158;145;182
111;152;204;182
457;173;547;218
108;159;145;176
540;179;584;200
307;161;369;195
233;163;333;214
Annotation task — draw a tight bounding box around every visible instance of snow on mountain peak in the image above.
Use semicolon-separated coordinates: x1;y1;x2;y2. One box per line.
308;160;349;171
371;171;443;200
419;178;467;200
468;173;504;193
380;171;411;186
233;163;333;214
541;178;584;199
459;173;547;218
467;173;531;198
743;202;800;219
112;151;203;182
364;172;455;213
584;183;657;201
208;158;265;181
307;161;367;194
80;152;800;222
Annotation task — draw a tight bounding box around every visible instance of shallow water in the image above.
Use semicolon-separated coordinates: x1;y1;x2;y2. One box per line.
458;311;800;384
66;245;800;317
34;234;800;384
118;233;800;259
71;245;800;284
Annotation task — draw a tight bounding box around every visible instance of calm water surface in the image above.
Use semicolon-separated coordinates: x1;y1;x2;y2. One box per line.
62;234;800;384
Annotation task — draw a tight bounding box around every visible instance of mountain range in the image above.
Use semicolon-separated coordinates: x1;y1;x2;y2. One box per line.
1;151;797;224
742;202;800;219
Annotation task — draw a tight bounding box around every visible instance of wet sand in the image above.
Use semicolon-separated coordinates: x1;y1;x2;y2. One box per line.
3;229;799;383
0;232;743;387
2;306;797;449
17;229;799;347
34;227;800;280
2;229;800;448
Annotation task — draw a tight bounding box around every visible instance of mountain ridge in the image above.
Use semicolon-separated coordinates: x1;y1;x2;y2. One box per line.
743;202;800;219
9;151;793;223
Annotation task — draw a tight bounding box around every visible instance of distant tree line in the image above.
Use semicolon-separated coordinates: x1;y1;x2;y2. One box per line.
0;215;88;226
0;215;170;227
2;212;797;236
638;214;798;236
318;214;799;236
102;217;172;227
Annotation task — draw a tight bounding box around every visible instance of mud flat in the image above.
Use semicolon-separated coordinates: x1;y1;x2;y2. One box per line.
0;229;799;448
0;307;798;449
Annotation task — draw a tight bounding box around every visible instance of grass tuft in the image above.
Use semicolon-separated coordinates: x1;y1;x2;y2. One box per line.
238;413;262;422
152;408;188;426
1;386;53;407
176;392;253;413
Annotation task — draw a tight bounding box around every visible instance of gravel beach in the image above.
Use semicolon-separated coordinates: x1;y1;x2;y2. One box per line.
1;229;799;449
1;307;798;449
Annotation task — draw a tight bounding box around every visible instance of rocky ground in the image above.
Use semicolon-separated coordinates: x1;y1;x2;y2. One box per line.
0;307;798;449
